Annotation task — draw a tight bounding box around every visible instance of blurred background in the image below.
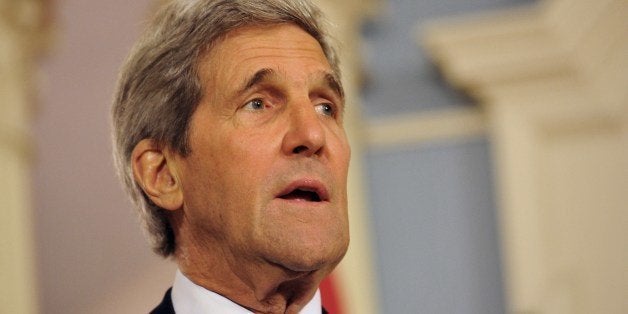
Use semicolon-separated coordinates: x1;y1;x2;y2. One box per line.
1;0;626;313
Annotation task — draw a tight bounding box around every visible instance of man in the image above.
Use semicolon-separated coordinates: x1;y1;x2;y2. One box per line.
111;0;350;313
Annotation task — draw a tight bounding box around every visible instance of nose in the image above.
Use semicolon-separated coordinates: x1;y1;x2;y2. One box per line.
281;100;326;157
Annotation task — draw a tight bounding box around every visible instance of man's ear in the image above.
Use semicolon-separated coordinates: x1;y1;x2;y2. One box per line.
131;139;183;211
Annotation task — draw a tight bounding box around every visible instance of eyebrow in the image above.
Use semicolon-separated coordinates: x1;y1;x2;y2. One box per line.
324;72;344;100
237;68;345;101
239;68;276;94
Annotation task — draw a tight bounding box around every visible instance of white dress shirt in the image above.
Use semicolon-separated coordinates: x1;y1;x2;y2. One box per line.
171;269;323;314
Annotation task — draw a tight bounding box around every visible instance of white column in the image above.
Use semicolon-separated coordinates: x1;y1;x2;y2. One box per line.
423;0;628;313
0;1;48;313
314;1;381;313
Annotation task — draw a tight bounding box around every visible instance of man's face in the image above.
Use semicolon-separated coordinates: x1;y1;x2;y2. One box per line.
173;24;350;273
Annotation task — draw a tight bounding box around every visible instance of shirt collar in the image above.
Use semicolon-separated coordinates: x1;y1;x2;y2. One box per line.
171;269;322;314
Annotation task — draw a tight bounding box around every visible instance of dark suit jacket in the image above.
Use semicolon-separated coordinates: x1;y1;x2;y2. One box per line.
150;288;329;314
151;288;175;314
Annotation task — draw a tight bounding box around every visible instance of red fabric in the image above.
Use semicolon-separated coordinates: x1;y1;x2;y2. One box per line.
320;274;344;314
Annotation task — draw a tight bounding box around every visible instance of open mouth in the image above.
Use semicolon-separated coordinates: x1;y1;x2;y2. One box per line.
276;180;329;203
279;188;322;202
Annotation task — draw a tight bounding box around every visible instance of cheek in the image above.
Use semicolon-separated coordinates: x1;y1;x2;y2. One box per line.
331;133;351;173
225;143;273;180
228;129;283;173
206;137;278;213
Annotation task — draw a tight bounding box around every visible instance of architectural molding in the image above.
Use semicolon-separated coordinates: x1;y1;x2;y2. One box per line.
422;0;628;313
365;107;486;150
422;0;628;104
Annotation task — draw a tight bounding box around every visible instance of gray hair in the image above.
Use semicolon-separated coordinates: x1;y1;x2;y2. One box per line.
111;0;341;257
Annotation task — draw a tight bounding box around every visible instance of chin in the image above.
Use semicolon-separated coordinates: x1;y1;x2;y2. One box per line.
270;236;349;274
257;211;350;274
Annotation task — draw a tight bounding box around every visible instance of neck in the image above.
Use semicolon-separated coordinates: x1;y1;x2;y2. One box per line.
176;248;325;313
173;221;329;313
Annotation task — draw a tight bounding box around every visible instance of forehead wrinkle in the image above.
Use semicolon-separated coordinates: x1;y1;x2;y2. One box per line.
236;51;326;64
239;45;321;53
234;41;326;59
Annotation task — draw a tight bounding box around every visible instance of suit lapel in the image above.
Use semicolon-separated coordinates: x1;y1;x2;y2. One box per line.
150;288;175;314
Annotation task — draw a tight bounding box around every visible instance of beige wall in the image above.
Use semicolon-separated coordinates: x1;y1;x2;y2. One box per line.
33;0;175;313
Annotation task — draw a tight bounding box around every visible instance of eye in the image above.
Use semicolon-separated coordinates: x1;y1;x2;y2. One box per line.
315;103;335;117
243;98;265;111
